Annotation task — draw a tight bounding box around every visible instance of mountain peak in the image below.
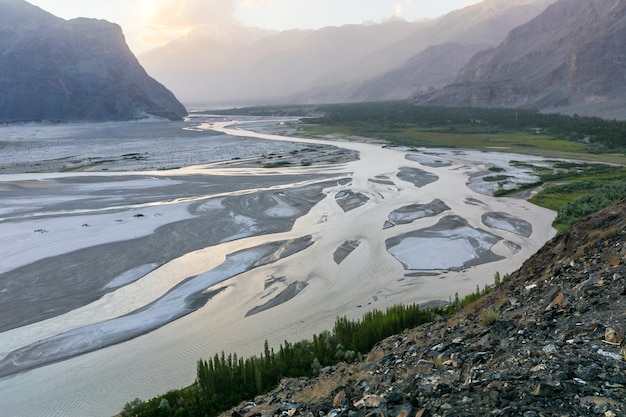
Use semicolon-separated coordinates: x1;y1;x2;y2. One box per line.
0;0;187;122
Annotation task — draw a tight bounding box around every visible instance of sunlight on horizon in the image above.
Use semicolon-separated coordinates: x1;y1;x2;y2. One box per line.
27;0;482;53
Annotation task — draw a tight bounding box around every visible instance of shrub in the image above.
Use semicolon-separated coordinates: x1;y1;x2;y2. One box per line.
479;308;500;327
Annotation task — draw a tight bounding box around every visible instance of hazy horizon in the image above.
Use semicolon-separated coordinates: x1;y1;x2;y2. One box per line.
27;0;482;54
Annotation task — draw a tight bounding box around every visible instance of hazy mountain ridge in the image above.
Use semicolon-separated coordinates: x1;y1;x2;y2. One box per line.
291;0;557;103
0;0;187;123
139;20;418;105
414;0;626;119
139;0;555;106
291;42;492;104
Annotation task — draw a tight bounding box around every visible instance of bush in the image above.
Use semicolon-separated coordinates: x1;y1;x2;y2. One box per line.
478;308;500;327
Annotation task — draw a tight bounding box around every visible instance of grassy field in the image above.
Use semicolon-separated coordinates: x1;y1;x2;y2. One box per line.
296;123;626;164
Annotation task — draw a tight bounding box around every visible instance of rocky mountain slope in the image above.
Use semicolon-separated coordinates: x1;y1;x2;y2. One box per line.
139;0;554;105
0;0;187;123
414;0;626;119
227;199;626;417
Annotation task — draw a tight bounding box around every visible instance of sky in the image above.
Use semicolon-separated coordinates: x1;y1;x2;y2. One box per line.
27;0;482;54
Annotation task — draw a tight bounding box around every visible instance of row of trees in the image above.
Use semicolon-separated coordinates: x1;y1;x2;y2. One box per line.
306;102;626;149
209;101;626;149
120;286;496;417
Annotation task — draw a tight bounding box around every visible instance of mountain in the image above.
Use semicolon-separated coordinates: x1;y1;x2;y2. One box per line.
292;0;557;103
414;0;626;119
139;0;555;106
139;21;417;105
0;0;187;123
225;197;626;417
292;42;491;104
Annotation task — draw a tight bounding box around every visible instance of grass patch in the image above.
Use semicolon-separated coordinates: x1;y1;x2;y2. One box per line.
478;308;500;327
530;169;626;231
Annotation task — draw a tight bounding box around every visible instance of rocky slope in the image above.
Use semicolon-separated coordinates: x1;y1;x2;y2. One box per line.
0;0;187;123
414;0;626;119
227;199;626;417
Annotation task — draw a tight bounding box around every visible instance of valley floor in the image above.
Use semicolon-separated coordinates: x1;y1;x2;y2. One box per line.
0;115;556;417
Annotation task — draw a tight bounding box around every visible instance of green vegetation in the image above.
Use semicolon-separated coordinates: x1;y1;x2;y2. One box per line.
207;102;626;156
533;176;626;231
484;160;625;231
119;281;500;417
204;105;317;117
478;308;500;327
493;164;626;232
303;102;626;152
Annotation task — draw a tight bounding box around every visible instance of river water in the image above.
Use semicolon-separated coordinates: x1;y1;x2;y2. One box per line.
0;116;556;417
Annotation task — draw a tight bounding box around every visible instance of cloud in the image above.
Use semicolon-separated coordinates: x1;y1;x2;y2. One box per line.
240;0;270;8
139;0;243;46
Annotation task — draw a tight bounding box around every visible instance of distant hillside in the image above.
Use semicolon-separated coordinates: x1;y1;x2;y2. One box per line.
0;0;187;123
414;0;626;119
138;0;555;106
139;21;417;105
292;42;490;103
293;0;557;104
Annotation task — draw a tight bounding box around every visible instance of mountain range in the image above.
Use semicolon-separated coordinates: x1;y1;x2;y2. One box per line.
0;0;187;123
138;0;626;119
3;0;624;122
414;0;626;119
139;0;557;107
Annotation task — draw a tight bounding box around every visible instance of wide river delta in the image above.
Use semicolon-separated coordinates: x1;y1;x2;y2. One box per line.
0;115;557;417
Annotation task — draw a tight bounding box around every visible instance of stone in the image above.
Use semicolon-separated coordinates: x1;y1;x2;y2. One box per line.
487;380;504;390
385;392;405;405
542;344;558;355
415;360;435;375
546;292;568;310
355;395;383;409
605;328;624;345
332;390;346;409
391;404;413;417
532;383;553;397
597;349;623;361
